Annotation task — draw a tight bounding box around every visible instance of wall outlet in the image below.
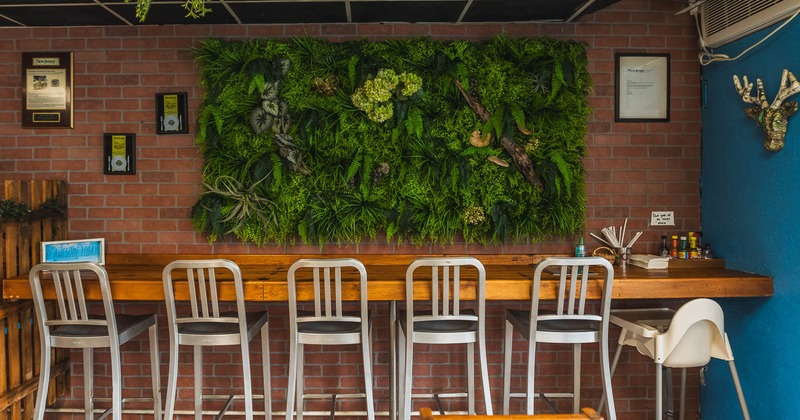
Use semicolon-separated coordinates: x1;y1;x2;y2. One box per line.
650;211;674;226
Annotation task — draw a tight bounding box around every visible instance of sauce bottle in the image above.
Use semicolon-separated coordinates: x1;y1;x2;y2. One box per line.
658;235;670;257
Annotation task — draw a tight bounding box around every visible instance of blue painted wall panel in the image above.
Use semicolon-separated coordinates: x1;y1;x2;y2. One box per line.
701;15;800;419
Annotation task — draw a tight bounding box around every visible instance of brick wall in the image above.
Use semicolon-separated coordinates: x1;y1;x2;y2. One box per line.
0;0;702;418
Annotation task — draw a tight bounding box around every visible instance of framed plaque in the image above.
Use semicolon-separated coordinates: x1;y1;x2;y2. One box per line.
615;53;670;122
42;238;105;265
103;133;136;175
22;51;73;128
156;92;189;134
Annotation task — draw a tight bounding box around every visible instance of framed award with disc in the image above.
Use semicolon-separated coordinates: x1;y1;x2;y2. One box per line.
103;133;136;175
155;92;188;134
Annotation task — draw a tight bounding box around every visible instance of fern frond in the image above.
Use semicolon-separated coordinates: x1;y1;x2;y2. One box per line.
347;153;363;180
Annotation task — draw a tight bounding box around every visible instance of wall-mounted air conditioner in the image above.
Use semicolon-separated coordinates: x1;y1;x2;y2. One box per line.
698;0;800;48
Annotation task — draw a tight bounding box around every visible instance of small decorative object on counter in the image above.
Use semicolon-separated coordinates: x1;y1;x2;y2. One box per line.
658;235;670;257
592;247;616;265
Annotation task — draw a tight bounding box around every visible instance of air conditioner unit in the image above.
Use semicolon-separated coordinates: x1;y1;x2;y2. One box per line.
698;0;800;48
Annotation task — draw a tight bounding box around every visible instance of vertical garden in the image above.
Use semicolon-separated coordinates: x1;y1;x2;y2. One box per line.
191;36;591;246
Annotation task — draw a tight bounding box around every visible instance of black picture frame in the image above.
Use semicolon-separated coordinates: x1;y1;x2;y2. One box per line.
22;51;74;128
155;92;188;134
615;53;670;122
103;133;136;175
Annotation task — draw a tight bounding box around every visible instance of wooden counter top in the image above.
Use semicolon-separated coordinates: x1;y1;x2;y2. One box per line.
2;254;773;301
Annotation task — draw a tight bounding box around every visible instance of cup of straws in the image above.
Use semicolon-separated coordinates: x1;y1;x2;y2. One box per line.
590;218;642;271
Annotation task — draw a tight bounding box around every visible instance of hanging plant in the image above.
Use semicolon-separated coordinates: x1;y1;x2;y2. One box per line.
125;0;210;21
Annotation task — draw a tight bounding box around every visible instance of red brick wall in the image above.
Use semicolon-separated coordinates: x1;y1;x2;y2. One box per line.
0;0;702;418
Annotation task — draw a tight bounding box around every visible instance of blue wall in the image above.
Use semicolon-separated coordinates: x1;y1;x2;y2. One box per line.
701;17;800;419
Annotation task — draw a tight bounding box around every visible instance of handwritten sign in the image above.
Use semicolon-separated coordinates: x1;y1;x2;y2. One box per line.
650;211;675;226
41;238;105;265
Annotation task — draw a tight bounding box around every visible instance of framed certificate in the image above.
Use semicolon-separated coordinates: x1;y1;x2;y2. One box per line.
615;53;670;122
103;133;136;175
22;51;73;128
41;238;105;265
156;92;189;134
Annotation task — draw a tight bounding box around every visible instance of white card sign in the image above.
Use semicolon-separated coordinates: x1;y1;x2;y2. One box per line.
650;211;675;226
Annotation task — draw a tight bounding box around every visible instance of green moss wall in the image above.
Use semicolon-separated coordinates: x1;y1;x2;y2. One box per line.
192;37;591;246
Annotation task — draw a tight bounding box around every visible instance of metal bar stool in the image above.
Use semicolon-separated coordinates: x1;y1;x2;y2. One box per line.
285;258;375;420
29;262;161;420
396;257;492;418
502;257;616;419
162;259;271;420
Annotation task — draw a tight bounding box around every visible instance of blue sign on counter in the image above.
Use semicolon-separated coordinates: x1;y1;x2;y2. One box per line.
41;238;105;265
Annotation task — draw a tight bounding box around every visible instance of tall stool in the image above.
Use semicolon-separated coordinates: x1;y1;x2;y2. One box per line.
29;262;161;420
286;258;375;420
502;257;616;419
162;259;271;419
396;257;492;418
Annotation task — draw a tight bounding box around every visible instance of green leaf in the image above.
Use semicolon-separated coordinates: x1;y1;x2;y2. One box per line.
248;73;266;95
405;107;423;140
347;154;362;180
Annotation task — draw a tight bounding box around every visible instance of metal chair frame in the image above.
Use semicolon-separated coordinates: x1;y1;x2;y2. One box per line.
29;262;161;420
162;259;270;420
396;257;493;418
502;257;616;419
285;258;375;420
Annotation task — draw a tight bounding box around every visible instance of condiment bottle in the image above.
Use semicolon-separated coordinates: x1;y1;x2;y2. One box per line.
670;235;678;258
658;235;670;257
678;236;688;259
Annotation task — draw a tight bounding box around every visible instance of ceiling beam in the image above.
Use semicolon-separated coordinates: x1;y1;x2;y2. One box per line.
567;0;596;22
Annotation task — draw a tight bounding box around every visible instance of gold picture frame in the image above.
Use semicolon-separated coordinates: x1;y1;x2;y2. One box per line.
22;51;73;128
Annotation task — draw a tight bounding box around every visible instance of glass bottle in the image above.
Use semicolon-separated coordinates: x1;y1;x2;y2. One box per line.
670;235;678;258
658;235;670;257
678;236;688;259
575;237;585;257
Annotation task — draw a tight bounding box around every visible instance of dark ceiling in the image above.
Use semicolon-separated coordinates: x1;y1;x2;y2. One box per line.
0;0;623;27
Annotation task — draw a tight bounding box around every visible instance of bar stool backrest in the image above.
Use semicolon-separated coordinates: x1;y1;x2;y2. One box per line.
287;258;369;325
162;259;248;337
532;257;614;324
405;257;486;323
29;262;118;347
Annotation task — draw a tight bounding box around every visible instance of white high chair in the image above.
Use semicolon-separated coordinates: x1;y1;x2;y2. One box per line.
600;298;750;420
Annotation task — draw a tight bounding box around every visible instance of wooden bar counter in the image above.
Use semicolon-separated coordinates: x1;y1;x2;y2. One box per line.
2;253;773;301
